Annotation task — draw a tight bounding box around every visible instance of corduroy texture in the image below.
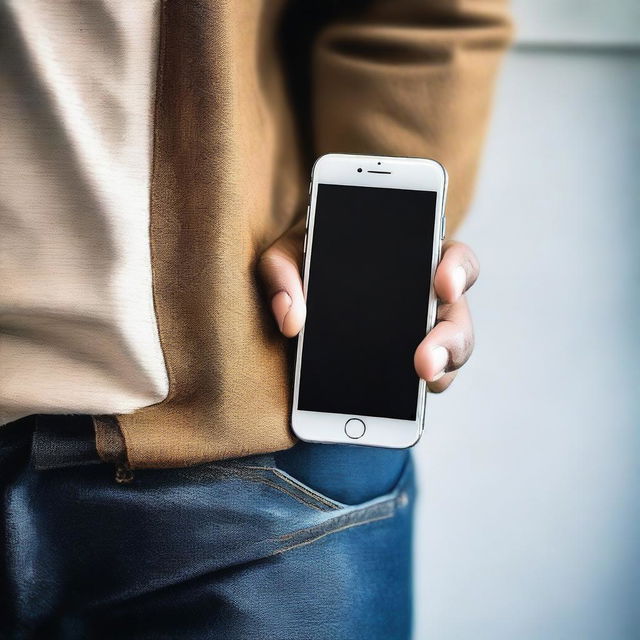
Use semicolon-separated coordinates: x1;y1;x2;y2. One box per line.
112;0;513;468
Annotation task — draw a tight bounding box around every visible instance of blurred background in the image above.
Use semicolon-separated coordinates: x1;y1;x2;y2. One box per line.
413;1;640;638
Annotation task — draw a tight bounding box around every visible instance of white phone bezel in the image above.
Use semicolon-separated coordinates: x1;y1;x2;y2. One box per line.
291;153;447;448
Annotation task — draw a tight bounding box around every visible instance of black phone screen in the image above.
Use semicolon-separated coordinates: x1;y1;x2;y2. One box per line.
297;183;437;421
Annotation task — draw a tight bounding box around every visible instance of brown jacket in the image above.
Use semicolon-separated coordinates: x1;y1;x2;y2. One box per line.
1;0;512;468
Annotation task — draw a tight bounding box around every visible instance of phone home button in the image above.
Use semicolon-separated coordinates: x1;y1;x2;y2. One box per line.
344;418;366;439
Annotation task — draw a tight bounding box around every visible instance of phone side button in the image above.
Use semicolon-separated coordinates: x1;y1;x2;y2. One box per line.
303;232;308;254
344;418;366;439
441;214;447;240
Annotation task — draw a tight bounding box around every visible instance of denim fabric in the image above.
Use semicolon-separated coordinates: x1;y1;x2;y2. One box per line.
1;420;415;639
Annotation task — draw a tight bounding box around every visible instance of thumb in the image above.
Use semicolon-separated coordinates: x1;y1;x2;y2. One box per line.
258;222;306;337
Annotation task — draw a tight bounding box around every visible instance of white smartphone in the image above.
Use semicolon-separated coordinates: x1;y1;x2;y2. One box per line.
291;153;447;448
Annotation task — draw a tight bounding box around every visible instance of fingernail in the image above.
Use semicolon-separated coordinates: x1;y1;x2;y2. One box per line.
271;290;292;333
453;266;466;300
429;346;449;381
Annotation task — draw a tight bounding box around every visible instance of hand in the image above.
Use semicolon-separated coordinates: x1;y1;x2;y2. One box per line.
258;226;478;393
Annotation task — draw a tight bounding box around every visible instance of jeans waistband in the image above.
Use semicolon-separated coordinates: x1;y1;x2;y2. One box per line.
30;414;101;470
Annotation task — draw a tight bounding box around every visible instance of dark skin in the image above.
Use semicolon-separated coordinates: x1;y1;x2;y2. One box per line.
259;223;479;392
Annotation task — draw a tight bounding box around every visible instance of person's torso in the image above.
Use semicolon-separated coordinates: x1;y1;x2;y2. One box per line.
1;0;306;466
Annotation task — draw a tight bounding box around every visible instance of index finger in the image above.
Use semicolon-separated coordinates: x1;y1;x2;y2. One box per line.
434;241;480;304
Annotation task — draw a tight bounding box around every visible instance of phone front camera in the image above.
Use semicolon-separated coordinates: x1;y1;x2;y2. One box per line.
357;168;362;173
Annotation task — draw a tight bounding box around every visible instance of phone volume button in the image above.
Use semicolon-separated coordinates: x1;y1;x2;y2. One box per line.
305;206;310;229
303;232;308;254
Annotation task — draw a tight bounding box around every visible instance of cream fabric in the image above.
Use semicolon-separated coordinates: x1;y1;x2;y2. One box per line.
0;0;168;424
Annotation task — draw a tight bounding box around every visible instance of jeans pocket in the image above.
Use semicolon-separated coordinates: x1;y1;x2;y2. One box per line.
172;451;415;563
224;450;415;516
261;454;415;556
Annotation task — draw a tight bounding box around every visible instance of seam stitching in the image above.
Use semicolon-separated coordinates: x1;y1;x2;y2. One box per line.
237;465;344;510
250;476;327;512
273;511;396;555
277;500;396;542
176;466;330;512
269;469;342;510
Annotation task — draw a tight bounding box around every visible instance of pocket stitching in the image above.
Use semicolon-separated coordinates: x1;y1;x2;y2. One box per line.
178;465;332;512
275;510;396;555
177;457;413;517
249;475;330;512
239;464;344;511
269;468;342;510
270;455;413;514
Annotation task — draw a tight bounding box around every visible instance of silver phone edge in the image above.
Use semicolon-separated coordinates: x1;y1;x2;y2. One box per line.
293;155;448;449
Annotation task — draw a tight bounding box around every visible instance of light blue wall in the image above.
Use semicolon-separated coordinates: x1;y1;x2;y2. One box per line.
512;0;640;46
412;3;640;638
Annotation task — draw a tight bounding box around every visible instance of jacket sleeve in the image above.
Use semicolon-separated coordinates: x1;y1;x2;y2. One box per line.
311;0;513;234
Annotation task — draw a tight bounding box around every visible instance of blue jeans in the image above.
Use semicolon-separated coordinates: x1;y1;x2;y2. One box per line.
1;417;415;639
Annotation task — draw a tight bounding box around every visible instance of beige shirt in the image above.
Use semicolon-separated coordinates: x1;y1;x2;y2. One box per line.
1;0;168;424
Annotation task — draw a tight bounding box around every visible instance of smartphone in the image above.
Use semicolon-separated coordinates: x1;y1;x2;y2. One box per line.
291;153;447;448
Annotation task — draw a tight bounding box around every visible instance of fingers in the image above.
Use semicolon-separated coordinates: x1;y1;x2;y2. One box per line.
415;241;479;392
414;296;474;393
258;223;306;337
434;241;480;304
